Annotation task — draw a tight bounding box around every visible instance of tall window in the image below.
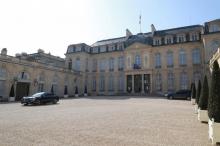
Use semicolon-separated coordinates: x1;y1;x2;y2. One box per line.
166;36;172;44
180;72;188;90
179;49;187;66
99;76;105;91
192;48;201;64
118;75;124;91
167;72;174;91
155;73;162;91
191;33;199;41
135;55;141;66
38;72;45;92
118;56;124;71
155;53;161;68
68;59;72;70
177;34;185;43
92;77;96;91
99;59;106;72
167;51;173;67
0;68;6;78
210;24;220;32
75;58;80;71
109;58;114;71
0;80;5;96
92;59;97;72
85;58;89;72
108;75;114;91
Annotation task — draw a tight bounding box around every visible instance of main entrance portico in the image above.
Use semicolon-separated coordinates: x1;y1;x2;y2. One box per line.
126;74;151;94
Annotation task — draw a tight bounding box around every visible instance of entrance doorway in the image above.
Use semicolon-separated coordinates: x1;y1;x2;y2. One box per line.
16;82;30;101
144;74;150;93
134;75;142;93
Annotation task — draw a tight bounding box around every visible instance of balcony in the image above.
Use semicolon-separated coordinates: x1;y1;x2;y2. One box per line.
133;64;141;69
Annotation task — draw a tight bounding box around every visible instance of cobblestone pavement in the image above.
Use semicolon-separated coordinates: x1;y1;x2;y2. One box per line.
0;97;212;146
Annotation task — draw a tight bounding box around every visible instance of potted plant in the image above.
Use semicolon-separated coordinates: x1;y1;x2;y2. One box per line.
208;60;220;144
198;75;209;122
9;84;15;102
195;80;201;114
75;86;78;97
64;85;68;98
84;86;87;97
191;83;196;105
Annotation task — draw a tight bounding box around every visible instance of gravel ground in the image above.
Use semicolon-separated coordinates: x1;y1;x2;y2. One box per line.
0;97;212;146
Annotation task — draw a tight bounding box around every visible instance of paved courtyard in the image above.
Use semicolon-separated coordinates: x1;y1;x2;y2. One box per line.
0;97;211;146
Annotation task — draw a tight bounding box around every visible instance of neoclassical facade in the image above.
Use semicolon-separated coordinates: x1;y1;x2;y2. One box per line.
0;19;220;100
65;19;220;95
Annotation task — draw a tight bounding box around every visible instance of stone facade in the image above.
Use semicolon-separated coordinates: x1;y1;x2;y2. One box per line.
1;19;220;100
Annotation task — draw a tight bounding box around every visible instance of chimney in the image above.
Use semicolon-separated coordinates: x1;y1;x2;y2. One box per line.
126;29;132;37
151;24;156;35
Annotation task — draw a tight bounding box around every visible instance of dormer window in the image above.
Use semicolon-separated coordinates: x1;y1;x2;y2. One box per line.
209;24;220;32
177;34;186;43
165;36;173;44
190;33;199;41
154;38;161;46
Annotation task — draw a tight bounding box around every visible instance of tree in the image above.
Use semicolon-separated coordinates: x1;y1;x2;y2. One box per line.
9;84;14;97
192;83;196;99
208;60;220;122
64;85;68;95
75;86;78;95
196;80;201;104
84;86;87;94
198;75;209;110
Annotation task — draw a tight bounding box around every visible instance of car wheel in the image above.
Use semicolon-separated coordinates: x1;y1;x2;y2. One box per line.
53;99;58;104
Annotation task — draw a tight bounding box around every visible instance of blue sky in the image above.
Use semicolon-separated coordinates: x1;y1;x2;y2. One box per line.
0;0;219;57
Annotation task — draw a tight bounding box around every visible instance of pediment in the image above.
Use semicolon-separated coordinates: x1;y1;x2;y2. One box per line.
125;42;151;51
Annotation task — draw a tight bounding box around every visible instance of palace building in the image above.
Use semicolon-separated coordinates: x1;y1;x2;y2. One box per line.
1;19;220;100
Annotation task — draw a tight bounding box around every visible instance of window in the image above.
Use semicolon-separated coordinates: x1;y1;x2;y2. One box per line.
75;46;81;52
155;73;162;91
191;33;199;41
108;75;114;91
92;78;96;91
99;76;105;91
38;83;44;92
0;80;5;96
100;46;106;52
179;49;187;66
167;51;173;67
177;34;185;43
118;75;124;91
166;36;172;44
99;59;106;72
167;72;174;91
192;49;201;64
180;72;188;90
85;58;89;72
0;68;6;78
75;58;80;71
92;59;97;72
135;55;141;66
109;58;114;71
154;38;161;45
92;47;99;53
155;53;161;68
209;24;220;32
118;56;124;71
51;84;58;95
68;59;72;70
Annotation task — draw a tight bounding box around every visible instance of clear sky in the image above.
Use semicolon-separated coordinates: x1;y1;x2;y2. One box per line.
0;0;219;57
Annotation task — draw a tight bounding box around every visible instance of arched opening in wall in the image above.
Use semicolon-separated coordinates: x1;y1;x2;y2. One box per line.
16;71;31;101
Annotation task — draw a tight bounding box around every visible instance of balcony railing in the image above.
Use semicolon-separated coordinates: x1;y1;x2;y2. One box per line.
133;64;141;69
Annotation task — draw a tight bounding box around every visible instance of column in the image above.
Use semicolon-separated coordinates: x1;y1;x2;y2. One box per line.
132;75;134;93
141;74;144;94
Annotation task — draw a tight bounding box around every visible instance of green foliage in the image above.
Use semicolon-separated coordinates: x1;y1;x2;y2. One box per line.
208;61;220;122
192;83;196;99
9;84;14;97
198;75;209;110
196;80;201;104
75;86;78;94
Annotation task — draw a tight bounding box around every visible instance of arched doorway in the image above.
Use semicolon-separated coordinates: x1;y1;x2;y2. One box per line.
15;72;31;101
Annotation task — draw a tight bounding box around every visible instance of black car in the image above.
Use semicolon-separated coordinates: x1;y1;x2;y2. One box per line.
165;90;191;100
21;92;59;105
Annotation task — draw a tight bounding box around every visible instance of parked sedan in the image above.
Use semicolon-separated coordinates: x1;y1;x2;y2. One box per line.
21;92;59;105
165;90;191;100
